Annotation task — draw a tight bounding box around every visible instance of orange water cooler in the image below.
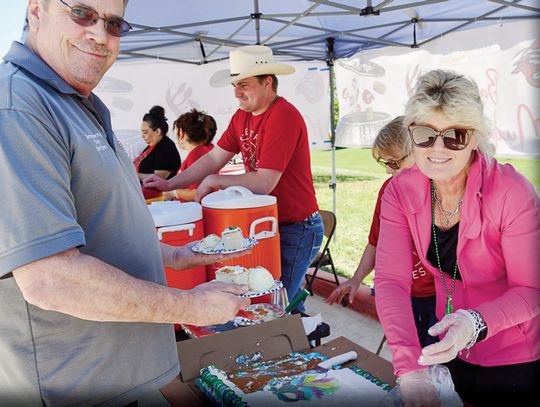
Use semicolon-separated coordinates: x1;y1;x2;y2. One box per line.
201;186;281;286
148;201;206;289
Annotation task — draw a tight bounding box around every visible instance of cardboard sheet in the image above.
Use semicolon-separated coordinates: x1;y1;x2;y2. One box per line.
177;314;309;382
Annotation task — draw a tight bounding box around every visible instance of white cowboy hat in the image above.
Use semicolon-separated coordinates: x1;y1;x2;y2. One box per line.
210;45;295;88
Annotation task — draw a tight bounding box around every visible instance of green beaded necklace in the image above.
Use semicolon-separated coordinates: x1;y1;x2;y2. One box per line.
430;179;459;315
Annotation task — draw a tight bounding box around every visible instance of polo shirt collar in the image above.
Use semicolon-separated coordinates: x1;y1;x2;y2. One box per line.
5;41;117;152
4;41;81;96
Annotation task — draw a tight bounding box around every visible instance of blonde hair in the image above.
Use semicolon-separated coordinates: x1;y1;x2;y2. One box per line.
372;116;411;160
404;69;495;157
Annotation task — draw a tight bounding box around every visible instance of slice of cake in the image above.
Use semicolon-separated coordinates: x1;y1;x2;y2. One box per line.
215;265;250;285
244;304;284;322
221;226;245;250
196;352;392;406
198;233;221;251
248;266;275;292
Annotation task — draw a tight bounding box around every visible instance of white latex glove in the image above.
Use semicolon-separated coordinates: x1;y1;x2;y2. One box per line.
397;369;441;407
418;309;475;365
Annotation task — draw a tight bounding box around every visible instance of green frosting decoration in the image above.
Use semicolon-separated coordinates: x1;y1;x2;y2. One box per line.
197;367;246;407
350;365;393;392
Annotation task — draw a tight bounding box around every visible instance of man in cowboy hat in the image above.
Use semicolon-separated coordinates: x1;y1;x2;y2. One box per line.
145;45;324;312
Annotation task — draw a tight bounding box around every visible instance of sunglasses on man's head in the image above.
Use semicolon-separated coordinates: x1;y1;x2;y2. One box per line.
58;0;132;37
408;125;472;151
376;155;408;171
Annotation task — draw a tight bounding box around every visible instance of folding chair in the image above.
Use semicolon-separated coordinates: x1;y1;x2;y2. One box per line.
304;210;339;295
364;286;387;356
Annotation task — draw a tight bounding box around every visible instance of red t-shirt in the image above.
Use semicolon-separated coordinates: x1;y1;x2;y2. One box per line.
369;178;435;297
218;97;318;224
173;144;215;202
178;143;215;188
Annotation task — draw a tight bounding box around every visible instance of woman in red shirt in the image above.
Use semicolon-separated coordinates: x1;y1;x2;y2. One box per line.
164;109;217;202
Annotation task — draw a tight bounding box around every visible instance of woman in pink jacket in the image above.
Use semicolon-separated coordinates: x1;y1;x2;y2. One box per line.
375;69;539;406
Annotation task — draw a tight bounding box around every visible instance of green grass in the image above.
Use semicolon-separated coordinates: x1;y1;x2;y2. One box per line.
310;148;540;286
497;157;540;192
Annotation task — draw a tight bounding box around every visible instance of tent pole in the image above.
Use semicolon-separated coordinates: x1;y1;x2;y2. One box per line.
252;0;261;45
326;38;337;218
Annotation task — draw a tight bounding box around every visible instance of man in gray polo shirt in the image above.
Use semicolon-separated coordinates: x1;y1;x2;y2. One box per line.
0;1;250;405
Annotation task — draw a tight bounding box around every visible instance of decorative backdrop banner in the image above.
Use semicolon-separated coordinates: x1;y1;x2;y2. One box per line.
97;21;538;159
96;59;330;159
335;21;539;158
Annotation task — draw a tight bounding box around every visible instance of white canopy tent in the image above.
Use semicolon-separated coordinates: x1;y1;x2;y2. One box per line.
97;0;539;214
119;0;539;63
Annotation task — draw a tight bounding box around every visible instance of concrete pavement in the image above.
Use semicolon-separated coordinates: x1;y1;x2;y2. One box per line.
304;291;392;362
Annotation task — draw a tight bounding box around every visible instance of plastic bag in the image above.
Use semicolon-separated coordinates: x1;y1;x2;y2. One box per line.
379;364;463;407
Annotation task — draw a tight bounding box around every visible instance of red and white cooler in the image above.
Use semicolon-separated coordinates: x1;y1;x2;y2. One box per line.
147;201;206;289
201;186;281;282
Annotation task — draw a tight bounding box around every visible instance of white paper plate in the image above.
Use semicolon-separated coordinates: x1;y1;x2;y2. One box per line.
243;303;285;322
192;237;258;254
233;316;261;326
240;280;283;298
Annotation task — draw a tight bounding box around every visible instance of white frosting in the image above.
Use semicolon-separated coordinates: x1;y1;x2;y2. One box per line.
207;366;245;396
199;234;221;250
218;265;246;275
242;369;389;405
215;266;250;284
221;227;244;250
248;267;275;292
204;366;389;405
222;226;241;234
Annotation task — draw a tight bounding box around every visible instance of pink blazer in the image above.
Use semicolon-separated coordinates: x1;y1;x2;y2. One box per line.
374;152;540;376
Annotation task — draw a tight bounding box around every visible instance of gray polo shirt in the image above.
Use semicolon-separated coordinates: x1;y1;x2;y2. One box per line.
0;42;179;406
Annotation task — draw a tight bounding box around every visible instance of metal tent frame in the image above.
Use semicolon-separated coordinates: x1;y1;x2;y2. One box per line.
121;1;539;64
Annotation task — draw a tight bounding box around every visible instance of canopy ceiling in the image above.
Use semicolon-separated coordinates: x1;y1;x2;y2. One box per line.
121;0;539;64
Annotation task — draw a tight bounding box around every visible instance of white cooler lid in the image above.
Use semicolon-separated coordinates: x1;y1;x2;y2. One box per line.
147;201;202;227
201;186;276;209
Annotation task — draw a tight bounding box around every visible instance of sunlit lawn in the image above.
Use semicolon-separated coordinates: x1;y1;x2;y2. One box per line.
310;148;540;286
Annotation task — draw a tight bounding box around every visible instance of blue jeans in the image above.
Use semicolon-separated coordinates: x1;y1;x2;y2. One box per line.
279;212;324;312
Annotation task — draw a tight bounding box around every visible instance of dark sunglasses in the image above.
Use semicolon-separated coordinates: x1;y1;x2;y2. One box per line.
377;155;408;171
408;125;472;151
58;0;132;37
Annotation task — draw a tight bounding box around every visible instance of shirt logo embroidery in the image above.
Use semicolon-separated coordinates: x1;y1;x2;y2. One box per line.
412;248;428;280
84;133;108;152
240;127;258;171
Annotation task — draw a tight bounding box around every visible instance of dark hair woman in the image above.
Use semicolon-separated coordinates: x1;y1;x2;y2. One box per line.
133;105;180;184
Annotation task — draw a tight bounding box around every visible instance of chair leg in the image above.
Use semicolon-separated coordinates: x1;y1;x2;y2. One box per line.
306;266;321;295
327;252;339;287
376;335;387;356
304;274;313;295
